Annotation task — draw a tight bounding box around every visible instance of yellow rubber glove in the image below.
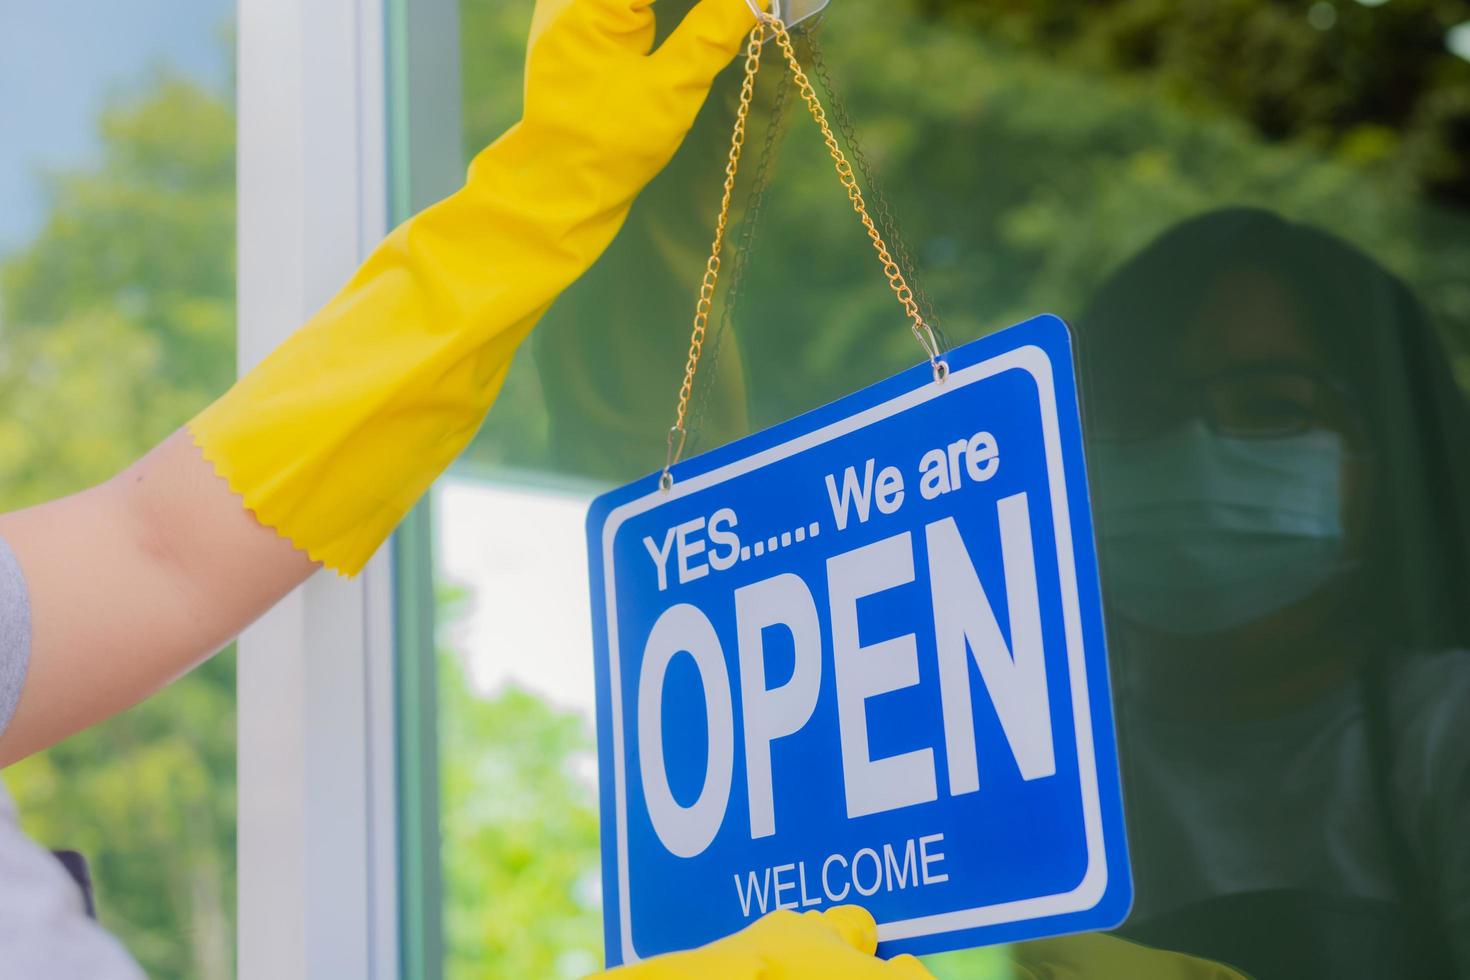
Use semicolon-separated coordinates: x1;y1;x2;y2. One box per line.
189;0;761;574
599;906;933;978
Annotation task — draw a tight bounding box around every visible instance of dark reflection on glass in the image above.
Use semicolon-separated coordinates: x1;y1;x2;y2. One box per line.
1077;208;1470;979
452;0;1470;973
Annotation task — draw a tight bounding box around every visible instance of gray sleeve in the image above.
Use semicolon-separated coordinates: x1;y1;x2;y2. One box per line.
0;781;146;979
0;536;31;739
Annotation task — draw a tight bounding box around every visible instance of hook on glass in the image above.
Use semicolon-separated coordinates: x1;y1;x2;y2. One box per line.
743;0;830;30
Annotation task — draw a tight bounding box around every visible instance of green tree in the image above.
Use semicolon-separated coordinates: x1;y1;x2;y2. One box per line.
459;0;1469;481
436;587;603;978
0;76;234;504
917;0;1470;208
0;77;237;980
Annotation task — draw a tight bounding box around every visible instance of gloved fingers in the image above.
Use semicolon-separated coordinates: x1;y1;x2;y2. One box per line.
884;953;937;979
811;908;936;979
531;0;658;56
654;0;762;86
809;905;879;955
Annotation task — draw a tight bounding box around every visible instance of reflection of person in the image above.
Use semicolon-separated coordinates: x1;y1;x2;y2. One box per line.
0;1;926;976
1079;208;1470;978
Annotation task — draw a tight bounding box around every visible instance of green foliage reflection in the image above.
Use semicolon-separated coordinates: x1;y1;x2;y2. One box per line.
437;587;603;978
446;0;1469;973
461;0;1469;481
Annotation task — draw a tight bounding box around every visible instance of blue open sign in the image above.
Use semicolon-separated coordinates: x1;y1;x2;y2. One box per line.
586;314;1131;964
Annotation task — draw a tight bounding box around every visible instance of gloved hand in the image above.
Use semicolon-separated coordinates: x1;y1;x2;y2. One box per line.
189;0;761;574
598;906;933;978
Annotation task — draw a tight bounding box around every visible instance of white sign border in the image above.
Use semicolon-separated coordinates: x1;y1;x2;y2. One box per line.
598;344;1109;962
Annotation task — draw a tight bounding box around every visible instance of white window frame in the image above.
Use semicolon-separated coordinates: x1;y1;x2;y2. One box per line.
234;0;461;975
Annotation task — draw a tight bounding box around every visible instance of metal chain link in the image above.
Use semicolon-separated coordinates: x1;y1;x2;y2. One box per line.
806;28;947;353
765;17;942;371
663;15;944;489
685;64;793;450
688;26;944;450
662;23;767;491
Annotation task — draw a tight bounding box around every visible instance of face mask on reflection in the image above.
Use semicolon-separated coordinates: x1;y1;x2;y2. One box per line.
1093;420;1349;636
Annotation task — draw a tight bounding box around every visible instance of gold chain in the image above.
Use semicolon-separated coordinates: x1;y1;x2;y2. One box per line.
765;18;941;367
663;15;942;489
664;23;766;487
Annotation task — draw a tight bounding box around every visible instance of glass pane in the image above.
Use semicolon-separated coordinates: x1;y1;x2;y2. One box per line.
431;0;1470;975
435;476;604;977
0;4;237;979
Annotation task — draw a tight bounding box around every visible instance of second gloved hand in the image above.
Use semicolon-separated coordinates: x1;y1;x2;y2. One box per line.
190;0;761;574
598;906;933;978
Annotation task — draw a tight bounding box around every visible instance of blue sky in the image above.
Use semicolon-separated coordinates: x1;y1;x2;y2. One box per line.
0;0;234;255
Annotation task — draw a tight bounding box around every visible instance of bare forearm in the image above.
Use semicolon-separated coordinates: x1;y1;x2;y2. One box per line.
0;429;316;766
0;0;758;767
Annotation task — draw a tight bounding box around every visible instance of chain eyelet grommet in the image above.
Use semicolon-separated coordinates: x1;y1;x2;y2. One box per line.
662;423;688;491
933;359;949;383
